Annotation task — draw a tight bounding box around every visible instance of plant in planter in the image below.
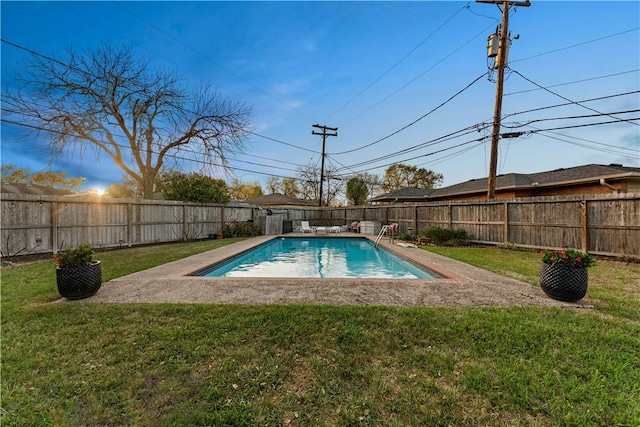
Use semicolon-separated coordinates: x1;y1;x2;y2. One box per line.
538;248;595;302
53;244;102;300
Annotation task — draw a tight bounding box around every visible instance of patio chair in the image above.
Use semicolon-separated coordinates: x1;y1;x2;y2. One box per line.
329;225;341;233
301;221;313;233
348;222;361;233
315;226;328;234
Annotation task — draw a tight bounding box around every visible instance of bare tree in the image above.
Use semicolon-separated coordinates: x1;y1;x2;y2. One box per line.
297;163;342;206
359;171;383;199
265;176;281;194
2;44;252;198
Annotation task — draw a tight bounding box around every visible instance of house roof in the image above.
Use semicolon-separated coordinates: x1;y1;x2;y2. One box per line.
368;164;640;202
433;163;640;198
368;187;436;203
0;182;76;196
245;193;316;206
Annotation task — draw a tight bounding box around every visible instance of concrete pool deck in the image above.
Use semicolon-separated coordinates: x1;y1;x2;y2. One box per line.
81;234;588;308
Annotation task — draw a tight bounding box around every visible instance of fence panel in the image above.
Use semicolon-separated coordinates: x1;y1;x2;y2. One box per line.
2;193;638;257
587;199;640;256
418;205;450;232
451;203;504;242
1;198;53;256
387;205;414;234
508;200;582;249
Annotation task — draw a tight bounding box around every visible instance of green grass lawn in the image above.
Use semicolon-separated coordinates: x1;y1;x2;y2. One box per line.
2;241;639;426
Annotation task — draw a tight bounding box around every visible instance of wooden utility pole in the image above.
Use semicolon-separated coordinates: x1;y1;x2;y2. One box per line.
312;124;338;206
477;0;530;198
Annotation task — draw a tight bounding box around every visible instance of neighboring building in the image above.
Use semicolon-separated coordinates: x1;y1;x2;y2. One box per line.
0;182;76;197
369;164;640;203
368;187;436;204
245;193;316;207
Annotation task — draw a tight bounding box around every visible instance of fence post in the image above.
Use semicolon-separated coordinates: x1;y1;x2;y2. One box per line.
503;202;509;244
127;203;132;247
581;201;588;252
221;205;225;234
51;201;59;254
447;203;452;229
181;204;187;241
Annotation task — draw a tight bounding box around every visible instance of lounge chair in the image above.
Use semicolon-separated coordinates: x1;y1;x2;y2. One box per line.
348;222;360;233
301;221;313;233
329;226;341;233
315;226;328;234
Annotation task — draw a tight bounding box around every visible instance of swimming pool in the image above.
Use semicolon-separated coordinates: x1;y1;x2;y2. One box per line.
192;237;441;279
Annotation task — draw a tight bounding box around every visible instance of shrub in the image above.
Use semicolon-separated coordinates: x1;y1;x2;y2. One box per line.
396;232;413;241
53;244;95;268
539;248;595;268
222;221;261;238
421;227;470;246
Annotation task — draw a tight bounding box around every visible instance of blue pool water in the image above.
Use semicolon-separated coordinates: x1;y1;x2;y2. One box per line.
193;237;441;279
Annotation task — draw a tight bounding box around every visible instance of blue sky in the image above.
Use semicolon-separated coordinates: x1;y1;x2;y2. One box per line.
1;1;639;194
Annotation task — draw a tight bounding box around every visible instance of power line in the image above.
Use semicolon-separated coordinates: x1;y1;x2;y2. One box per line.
333;136;488;178
505;69;640;96
510;27;640;64
0;118;307;183
338;21;498;127
329;73;486;155
503;90;640;118
502;109;640;129
111;2;316;123
525;117;640;133
323;2;471;121
249;132;320;154
0;40;321;179
527;127;640;156
333;125;486;171
511;68;640;127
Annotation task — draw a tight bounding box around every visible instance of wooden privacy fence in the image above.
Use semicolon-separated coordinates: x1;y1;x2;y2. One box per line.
1;193;639;258
1;194;256;256
319;194;639;258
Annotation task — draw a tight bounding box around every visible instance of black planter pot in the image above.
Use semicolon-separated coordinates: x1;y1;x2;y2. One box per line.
56;261;102;300
540;263;588;302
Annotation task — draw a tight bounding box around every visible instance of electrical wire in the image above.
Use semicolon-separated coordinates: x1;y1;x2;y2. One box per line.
531;128;640;159
338;21;497;127
503;90;640;119
323;2;472;121
505;69;640;96
0;118;311;183
511;69;640;127
249;132;320;154
328;73;487;155
525;117;640;133
331;122;487;173
0;38;319;163
110;1;316;123
332;136;488;178
501;109;640;129
510;27;640;64
529;128;639;155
